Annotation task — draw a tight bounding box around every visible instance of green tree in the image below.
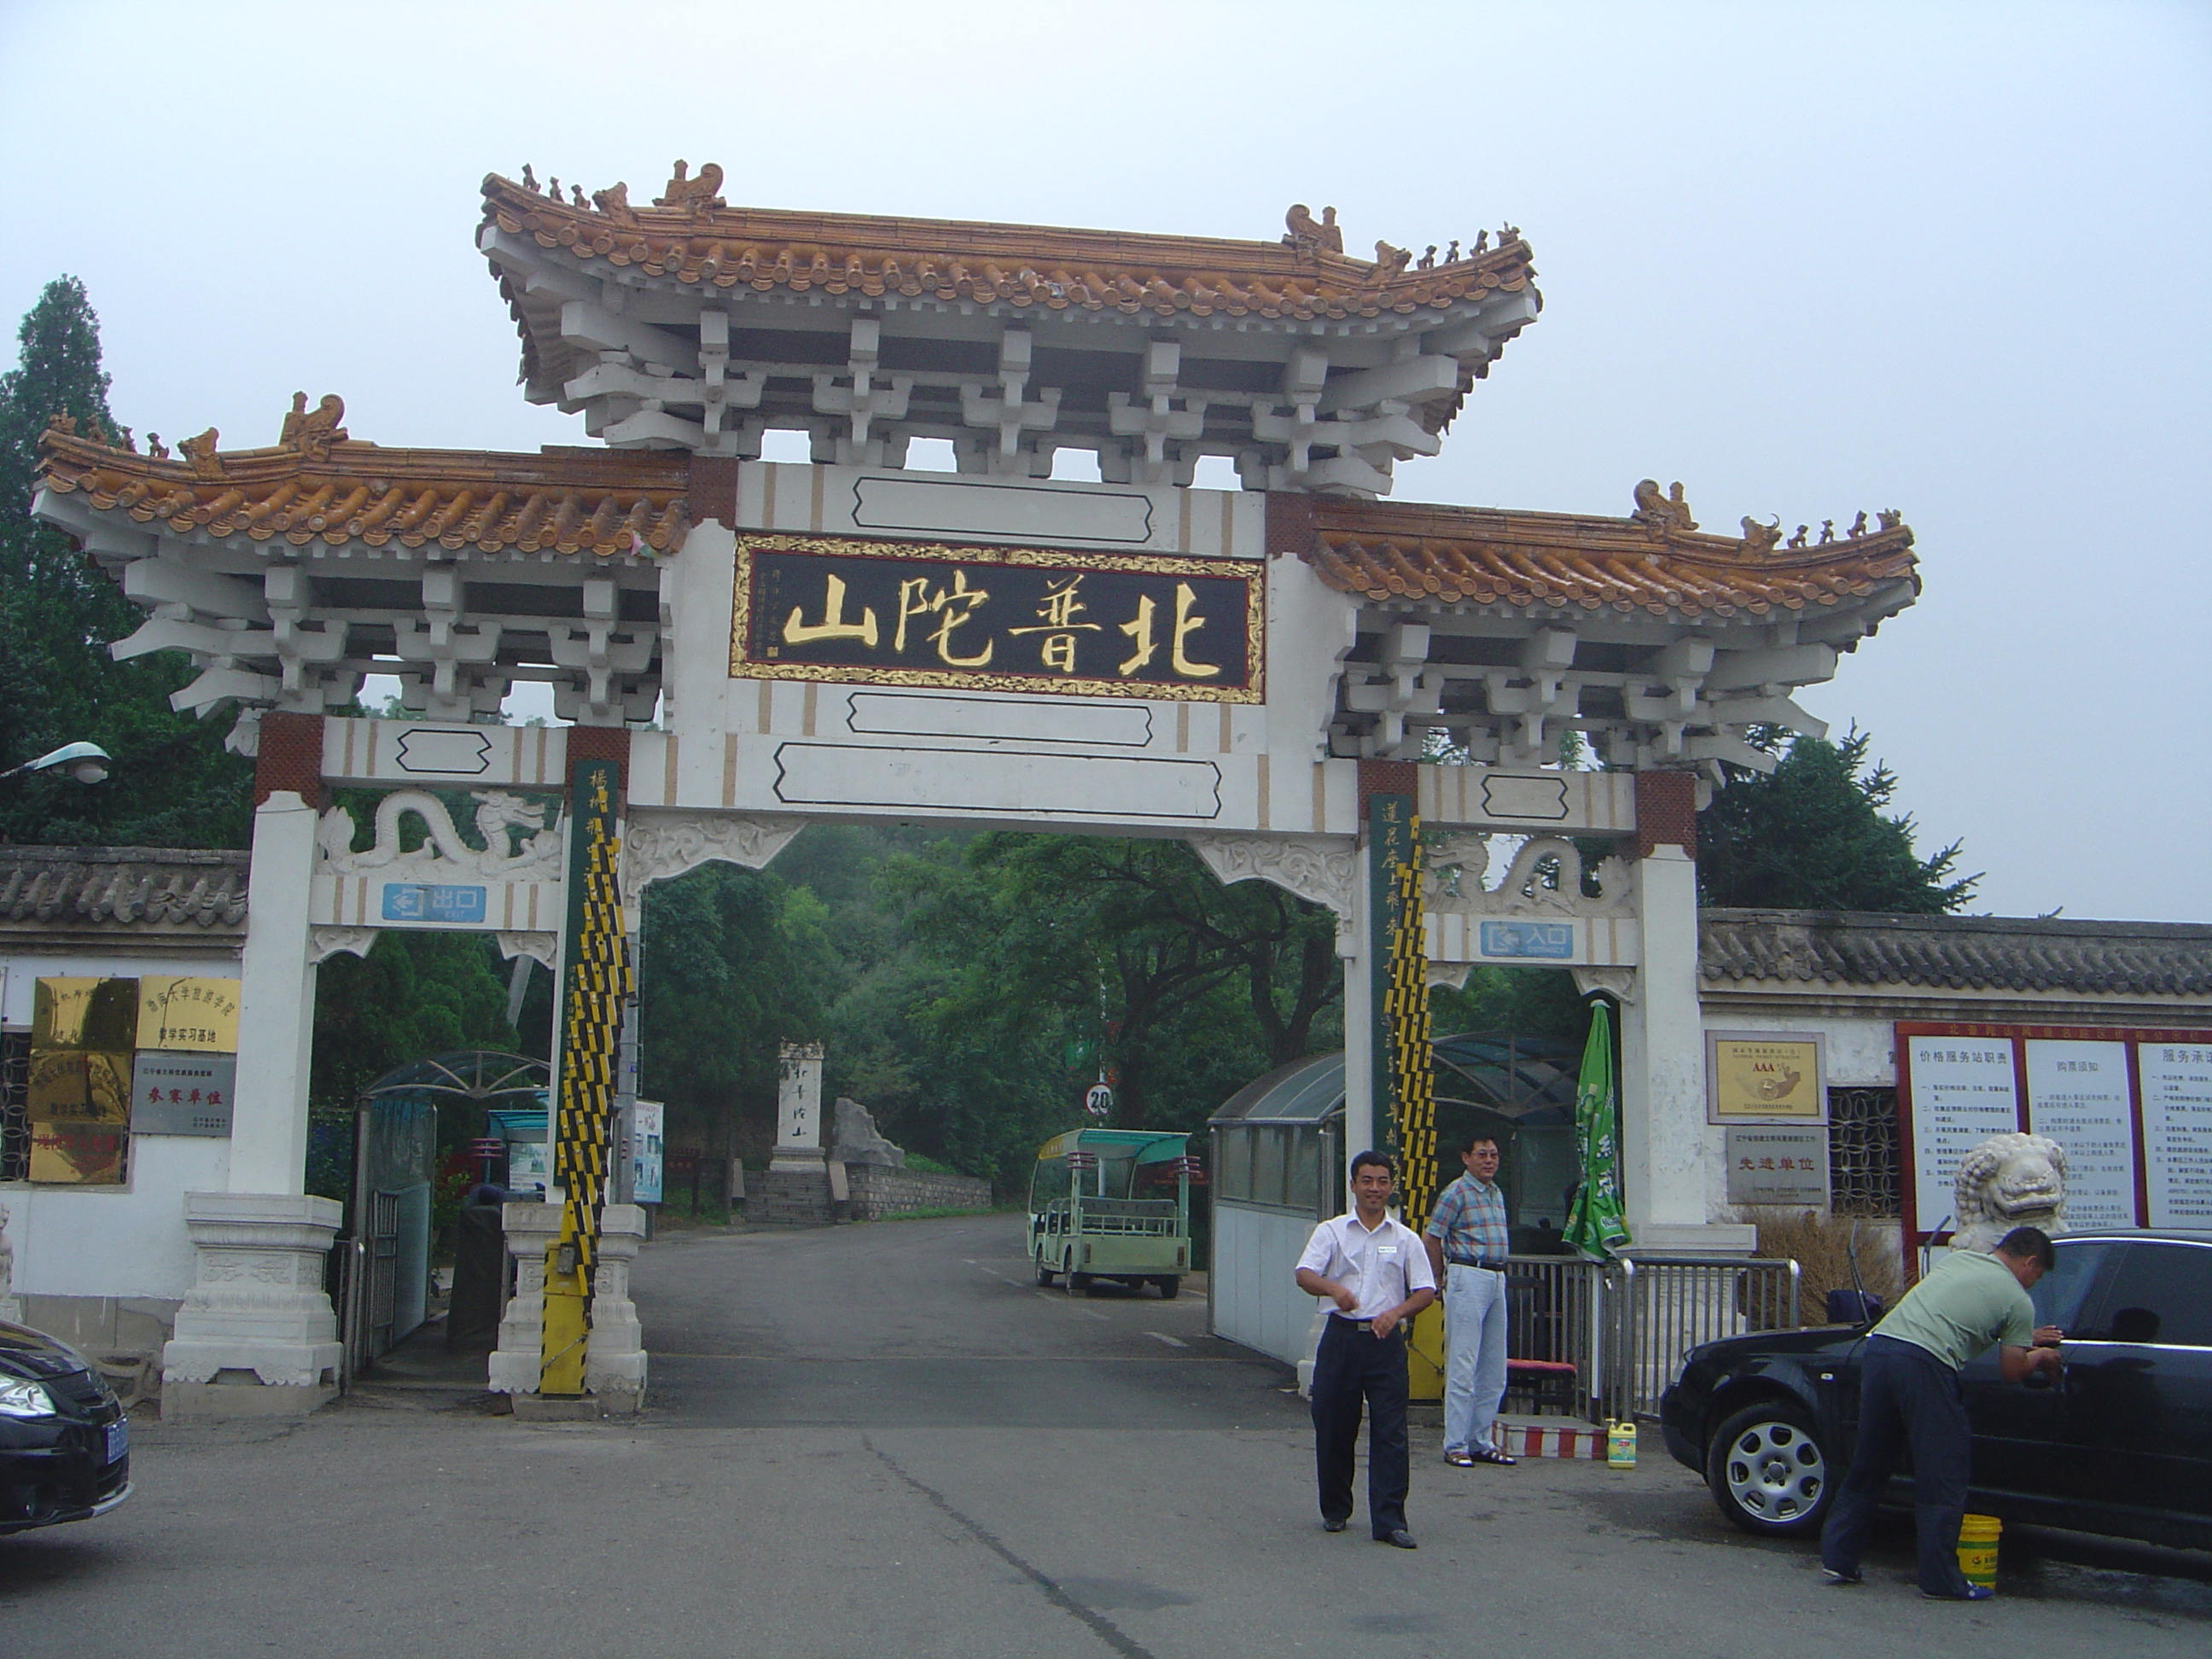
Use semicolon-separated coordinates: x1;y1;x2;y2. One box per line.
1697;726;1976;913
0;276;249;847
635;860;841;1155
884;833;1342;1133
310;932;521;1109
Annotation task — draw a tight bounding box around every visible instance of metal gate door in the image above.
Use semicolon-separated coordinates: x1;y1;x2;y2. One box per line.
364;1190;399;1361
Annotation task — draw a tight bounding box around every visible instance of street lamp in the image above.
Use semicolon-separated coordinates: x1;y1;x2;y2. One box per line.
2;742;112;784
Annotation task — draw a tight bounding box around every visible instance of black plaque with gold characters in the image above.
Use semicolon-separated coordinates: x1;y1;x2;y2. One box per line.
731;533;1263;702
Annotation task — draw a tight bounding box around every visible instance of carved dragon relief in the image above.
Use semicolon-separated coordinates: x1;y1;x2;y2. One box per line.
622;810;806;890
1425;834;1634;920
317;789;563;883
1187;835;1359;953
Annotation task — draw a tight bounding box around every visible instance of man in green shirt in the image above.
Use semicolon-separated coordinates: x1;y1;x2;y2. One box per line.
1820;1226;2064;1599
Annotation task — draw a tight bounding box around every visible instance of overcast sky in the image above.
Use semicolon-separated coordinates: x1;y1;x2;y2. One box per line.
3;2;2205;921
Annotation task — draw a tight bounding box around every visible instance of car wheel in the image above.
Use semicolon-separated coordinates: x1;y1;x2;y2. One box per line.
1156;1276;1181;1300
1706;1401;1834;1536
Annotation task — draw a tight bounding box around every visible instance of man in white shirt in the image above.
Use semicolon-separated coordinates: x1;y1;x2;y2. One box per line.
1295;1150;1438;1548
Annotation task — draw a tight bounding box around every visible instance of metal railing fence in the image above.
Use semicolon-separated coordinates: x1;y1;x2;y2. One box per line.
1499;1253;1801;1423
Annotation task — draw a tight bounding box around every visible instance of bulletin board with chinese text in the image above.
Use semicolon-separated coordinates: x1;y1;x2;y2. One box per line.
1896;1022;2212;1245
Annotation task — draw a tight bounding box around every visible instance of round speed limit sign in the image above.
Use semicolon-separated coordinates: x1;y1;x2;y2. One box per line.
1084;1083;1114;1117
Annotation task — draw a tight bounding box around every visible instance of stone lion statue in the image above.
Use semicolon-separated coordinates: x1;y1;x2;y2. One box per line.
1950;1132;2068;1254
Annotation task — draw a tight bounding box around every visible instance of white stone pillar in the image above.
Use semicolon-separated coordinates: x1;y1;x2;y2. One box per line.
487;1199;558;1397
162;781;347;1415
1340;859;1377;1170
488;1200;648;1414
1619;771;1754;1255
771;1040;826;1171
583;1205;648;1407
228;789;319;1196
161;1194;344;1417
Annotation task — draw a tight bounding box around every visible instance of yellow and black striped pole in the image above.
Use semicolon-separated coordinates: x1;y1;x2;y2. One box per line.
1389;824;1438;1230
541;757;631;1396
1367;791;1438;1229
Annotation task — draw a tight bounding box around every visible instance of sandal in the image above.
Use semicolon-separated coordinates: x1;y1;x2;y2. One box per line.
1444;1449;1476;1467
1467;1444;1517;1465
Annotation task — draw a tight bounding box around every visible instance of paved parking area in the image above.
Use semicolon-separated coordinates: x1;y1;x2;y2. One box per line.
3;1214;2205;1657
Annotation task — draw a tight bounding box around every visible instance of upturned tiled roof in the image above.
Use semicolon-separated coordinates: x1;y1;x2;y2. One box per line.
1701;909;2212;998
0;847;249;935
1299;492;1918;620
480;171;1538;328
35;418;690;560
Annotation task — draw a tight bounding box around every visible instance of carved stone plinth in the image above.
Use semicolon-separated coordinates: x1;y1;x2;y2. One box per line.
160;1193;343;1419
487;1201;648;1412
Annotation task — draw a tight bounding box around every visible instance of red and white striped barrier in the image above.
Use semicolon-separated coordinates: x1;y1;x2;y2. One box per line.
1493;1418;1608;1459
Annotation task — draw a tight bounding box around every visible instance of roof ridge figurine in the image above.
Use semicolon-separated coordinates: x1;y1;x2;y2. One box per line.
655;160;725;213
278;393;346;459
1283;203;1344;254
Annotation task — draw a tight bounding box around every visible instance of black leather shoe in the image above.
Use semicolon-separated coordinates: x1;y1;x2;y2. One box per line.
1321;1517;1348;1533
1377;1529;1417;1549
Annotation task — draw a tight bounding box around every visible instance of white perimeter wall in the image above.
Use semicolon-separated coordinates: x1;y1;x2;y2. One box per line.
1692;1005;1901;1223
7;1135;228;1299
1211;1202;1322;1366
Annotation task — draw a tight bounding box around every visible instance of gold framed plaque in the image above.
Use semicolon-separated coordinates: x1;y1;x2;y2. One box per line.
1707;1031;1827;1124
137;976;242;1052
26;1050;133;1126
32;976;139;1051
731;533;1264;703
27;1125;126;1185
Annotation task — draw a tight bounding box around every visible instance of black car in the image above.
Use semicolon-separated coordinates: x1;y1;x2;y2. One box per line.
0;1318;131;1535
1661;1228;2212;1552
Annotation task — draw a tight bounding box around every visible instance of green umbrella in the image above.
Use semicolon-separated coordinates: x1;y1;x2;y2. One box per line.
1563;998;1632;1257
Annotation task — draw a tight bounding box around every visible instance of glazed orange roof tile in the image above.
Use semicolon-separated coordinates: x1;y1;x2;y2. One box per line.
36;414;689;560
1290;488;1918;620
479;171;1538;325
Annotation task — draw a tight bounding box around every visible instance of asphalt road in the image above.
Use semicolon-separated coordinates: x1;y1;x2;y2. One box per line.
4;1213;2207;1658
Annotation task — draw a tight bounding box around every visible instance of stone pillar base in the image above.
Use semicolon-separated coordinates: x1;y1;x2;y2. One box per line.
487;1201;649;1405
164;1377;337;1420
511;1385;643;1420
160;1193;343;1418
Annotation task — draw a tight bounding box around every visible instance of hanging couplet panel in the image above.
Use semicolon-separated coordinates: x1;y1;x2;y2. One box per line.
1367;791;1437;1226
730;533;1264;702
553;758;631;1265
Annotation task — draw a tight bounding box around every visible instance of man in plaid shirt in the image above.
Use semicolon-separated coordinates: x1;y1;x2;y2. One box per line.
1423;1132;1517;1466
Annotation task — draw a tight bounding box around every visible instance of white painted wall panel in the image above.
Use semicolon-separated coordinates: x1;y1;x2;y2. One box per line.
8;1135;230;1300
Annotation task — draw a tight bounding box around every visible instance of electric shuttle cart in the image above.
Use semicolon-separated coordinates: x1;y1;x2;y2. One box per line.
1028;1128;1197;1298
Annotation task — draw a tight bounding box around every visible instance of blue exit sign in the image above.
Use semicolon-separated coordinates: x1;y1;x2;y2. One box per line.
381;882;488;924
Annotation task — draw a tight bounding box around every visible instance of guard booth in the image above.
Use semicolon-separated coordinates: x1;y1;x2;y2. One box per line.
1207;1033;1584;1368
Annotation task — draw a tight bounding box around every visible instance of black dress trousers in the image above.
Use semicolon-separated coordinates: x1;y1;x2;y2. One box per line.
1310;1316;1411;1537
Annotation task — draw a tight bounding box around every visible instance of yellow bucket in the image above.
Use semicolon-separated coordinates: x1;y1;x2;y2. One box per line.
1607;1420;1638;1468
1957;1513;2001;1590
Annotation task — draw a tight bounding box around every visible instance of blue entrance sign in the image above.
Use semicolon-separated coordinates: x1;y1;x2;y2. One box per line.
1479;919;1575;959
380;882;489;924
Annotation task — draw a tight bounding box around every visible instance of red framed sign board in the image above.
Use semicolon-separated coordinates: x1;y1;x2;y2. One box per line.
1895;1022;2212;1251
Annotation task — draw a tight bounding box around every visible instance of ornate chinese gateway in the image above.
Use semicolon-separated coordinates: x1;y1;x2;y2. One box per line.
32;166;1919;1415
